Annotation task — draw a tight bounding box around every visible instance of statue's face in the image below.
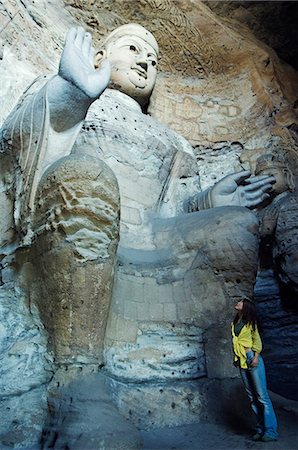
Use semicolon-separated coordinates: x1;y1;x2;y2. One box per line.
104;34;158;106
259;167;289;195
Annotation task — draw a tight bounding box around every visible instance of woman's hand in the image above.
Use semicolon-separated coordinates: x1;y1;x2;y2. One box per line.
250;353;259;367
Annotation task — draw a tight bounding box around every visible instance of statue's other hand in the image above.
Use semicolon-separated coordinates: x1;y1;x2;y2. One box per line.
210;170;276;209
58;27;111;99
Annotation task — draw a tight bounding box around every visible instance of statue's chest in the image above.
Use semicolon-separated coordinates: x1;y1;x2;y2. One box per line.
77;101;181;197
74;94;197;223
83;109;177;176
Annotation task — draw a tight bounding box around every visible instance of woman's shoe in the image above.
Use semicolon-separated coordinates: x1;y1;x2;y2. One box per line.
261;435;278;442
252;433;263;441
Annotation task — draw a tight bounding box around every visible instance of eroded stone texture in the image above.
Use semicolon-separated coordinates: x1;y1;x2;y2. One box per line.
1;85;120;367
105;322;206;382
202;0;298;71
0;0;76;123
24;155;120;364
256;152;298;299
106;377;251;430
107;377;207;430
0;287;52;448
41;373;142;450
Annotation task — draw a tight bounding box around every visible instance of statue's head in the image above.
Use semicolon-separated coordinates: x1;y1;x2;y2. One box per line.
255;153;296;194
96;24;159;107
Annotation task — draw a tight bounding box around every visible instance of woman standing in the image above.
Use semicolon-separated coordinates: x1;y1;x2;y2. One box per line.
231;299;278;442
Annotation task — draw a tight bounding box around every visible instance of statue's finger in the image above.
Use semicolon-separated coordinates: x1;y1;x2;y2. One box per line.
64;27;77;46
74;26;85;48
247;188;272;200
82;32;92;59
87;59;111;97
245;174;276;184
244;178;275;192
229;170;251;185
96;59;112;87
246;193;270;208
89;46;96;67
259;182;275;193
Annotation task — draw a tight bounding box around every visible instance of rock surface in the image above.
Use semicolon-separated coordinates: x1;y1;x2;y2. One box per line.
0;286;52;448
41;372;142;450
254;269;298;401
141;390;298;450
202;0;298;71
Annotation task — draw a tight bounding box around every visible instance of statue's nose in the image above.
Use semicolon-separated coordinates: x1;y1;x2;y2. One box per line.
137;61;148;72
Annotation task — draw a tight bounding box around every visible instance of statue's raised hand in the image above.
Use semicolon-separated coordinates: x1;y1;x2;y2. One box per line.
58;27;111;99
210;170;276;209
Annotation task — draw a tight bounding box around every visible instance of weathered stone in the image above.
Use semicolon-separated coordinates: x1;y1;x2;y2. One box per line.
0;387;48;449
202;1;298;71
106;378;206;430
254;269;298;400
255;152;298;304
0;287;52;448
105;377;249;430
25;154;120;365
42;372;142;450
105;322;206;382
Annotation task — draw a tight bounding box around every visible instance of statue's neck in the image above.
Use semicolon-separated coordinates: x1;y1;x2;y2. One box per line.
105;88;142;113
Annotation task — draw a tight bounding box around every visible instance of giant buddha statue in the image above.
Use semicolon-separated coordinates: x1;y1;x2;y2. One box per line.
0;25;275;379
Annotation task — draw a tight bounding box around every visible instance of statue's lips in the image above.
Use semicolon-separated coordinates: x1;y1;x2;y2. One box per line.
132;67;147;79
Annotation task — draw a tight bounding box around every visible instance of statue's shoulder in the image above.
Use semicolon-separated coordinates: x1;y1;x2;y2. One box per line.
24;75;51;95
145;110;196;160
1;75;52;131
14;75;51;109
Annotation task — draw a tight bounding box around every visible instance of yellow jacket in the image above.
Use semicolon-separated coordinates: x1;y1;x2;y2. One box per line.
231;322;262;369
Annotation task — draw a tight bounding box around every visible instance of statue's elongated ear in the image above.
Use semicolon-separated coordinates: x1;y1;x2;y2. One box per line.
95;49;107;69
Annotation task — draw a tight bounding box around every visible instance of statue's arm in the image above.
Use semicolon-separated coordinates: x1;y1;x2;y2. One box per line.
1;27;110;150
0;27;110;245
184;188;212;212
184;170;276;212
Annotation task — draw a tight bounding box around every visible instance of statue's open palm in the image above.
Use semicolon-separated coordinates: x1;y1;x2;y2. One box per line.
210;170;276;209
58;27;111;99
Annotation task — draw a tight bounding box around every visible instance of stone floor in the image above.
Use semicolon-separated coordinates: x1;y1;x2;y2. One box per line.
3;376;296;450
141;392;298;450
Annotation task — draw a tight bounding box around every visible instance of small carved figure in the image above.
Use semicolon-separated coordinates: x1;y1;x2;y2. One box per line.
255;153;298;305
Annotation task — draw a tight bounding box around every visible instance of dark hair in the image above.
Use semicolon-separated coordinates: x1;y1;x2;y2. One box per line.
234;299;258;330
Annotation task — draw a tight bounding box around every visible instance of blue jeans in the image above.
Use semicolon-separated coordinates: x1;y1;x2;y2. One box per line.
240;350;278;438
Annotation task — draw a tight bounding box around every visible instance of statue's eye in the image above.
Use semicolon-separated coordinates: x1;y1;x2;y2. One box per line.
129;45;137;52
